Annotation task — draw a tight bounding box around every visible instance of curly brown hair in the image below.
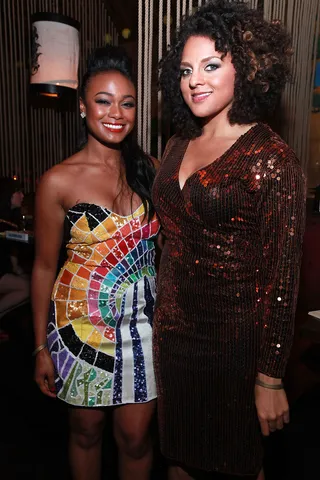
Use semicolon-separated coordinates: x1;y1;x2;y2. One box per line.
159;0;292;138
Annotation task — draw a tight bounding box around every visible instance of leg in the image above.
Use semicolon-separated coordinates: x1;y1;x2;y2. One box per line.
68;407;105;480
0;273;29;318
113;399;156;480
257;470;264;480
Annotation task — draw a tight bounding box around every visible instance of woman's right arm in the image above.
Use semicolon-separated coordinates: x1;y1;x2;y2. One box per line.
32;170;66;398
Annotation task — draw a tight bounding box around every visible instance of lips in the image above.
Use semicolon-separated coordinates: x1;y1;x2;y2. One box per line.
191;92;212;103
102;123;125;133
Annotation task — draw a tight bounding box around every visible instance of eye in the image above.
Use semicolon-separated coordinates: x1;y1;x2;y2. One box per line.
180;68;192;78
205;63;220;72
122;102;136;108
95;99;110;105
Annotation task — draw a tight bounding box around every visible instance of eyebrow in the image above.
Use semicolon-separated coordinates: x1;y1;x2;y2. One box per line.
94;91;136;100
180;55;221;66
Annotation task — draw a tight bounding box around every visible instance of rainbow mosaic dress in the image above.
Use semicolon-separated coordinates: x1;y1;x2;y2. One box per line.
47;202;160;407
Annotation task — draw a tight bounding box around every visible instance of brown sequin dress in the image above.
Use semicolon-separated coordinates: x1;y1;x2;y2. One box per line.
152;123;306;476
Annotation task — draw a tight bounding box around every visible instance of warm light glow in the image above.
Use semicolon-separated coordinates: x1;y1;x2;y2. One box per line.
122;28;131;39
40;92;59;97
13;175;17;180
105;33;112;44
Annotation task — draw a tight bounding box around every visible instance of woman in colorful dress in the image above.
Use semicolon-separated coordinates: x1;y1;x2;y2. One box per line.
152;1;305;479
32;45;159;480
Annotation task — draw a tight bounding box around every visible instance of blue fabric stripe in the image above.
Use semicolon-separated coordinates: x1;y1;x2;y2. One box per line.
112;293;126;404
130;282;148;402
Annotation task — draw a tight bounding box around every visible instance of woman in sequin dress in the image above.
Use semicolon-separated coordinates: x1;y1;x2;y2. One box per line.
152;1;306;479
32;46;159;480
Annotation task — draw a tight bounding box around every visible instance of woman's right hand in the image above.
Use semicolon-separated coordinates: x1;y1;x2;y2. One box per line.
34;348;56;398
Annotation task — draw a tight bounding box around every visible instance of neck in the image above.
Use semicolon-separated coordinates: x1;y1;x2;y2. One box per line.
201;107;235;139
84;134;123;167
200;105;257;140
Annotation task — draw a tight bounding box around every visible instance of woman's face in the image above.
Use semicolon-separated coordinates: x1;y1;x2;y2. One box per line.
180;36;236;120
80;70;136;145
11;190;24;209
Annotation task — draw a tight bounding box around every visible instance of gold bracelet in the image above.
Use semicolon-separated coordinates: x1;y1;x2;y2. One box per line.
255;378;284;390
32;344;47;357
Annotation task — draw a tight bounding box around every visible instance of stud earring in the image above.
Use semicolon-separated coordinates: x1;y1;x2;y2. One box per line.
80;111;86;119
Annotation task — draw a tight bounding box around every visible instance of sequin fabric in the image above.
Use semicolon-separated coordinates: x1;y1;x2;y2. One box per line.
152;123;306;475
47;203;160;407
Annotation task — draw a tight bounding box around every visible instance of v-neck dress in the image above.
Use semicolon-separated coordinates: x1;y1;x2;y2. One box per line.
152;123;306;476
47;202;160;407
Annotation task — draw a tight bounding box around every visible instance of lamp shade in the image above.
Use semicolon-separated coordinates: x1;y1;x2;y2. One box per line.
30;12;80;98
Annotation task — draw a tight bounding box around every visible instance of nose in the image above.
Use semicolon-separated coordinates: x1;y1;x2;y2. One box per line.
189;68;205;89
108;103;123;120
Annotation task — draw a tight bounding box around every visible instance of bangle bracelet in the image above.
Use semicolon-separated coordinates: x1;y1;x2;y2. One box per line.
255;378;284;390
32;344;47;357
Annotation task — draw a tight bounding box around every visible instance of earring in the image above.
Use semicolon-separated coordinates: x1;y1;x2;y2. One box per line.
80;111;86;119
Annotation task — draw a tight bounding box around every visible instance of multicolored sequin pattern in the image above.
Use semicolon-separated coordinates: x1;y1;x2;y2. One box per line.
47;203;159;407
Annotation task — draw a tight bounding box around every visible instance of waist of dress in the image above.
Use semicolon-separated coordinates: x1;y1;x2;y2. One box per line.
63;258;156;273
164;246;260;273
65;242;156;268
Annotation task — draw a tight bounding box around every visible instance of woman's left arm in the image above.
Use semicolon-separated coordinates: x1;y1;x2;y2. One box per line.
255;154;306;436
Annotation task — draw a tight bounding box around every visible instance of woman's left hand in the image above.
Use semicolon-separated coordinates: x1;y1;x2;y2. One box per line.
254;372;290;436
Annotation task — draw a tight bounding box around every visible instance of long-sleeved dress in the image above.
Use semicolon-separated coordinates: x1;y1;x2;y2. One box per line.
152;123;306;476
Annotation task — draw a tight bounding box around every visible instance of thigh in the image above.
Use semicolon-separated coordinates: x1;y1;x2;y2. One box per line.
69;407;106;436
113;399;156;441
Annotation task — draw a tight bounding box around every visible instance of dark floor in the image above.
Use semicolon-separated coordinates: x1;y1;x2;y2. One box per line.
1;305;320;479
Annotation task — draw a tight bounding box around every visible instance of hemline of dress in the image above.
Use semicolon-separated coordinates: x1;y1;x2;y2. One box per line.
163;452;262;478
56;393;157;408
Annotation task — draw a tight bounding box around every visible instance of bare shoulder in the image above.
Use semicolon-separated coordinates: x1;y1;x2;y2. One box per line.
37;152;84;206
38;165;68;195
40;152;84;187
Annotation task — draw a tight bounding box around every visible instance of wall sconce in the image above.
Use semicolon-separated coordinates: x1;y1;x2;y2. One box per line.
30;12;80;99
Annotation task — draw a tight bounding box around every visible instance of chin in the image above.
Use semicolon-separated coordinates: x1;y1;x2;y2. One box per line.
191;104;225;119
190;108;214;119
95;130;127;145
102;136;125;145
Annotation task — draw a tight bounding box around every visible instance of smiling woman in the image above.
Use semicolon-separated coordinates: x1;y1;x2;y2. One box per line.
179;39;235;118
153;1;306;479
32;45;160;480
80;71;136;141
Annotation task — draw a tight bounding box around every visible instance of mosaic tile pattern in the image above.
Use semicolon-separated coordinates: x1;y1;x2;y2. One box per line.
48;203;160;407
